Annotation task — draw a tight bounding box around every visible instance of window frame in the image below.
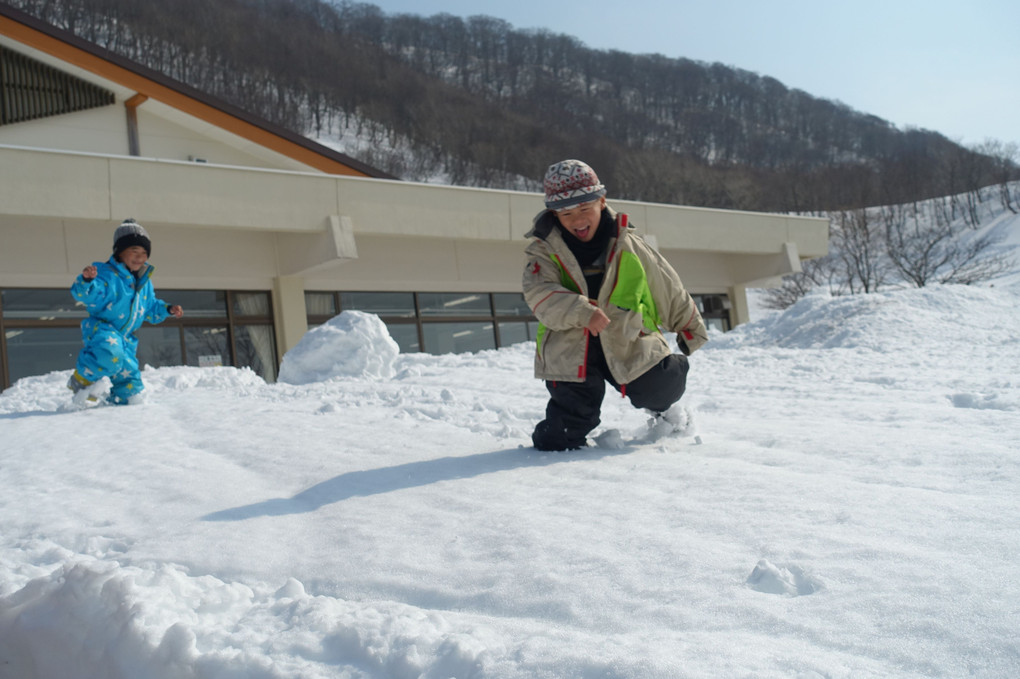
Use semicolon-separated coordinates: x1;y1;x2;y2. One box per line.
0;287;277;388
308;291;732;353
306;291;540;354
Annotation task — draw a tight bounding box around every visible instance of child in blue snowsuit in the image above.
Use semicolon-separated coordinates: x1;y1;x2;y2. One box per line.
68;219;183;404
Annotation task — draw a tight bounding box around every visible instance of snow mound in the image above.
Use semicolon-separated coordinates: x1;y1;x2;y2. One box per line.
278;311;400;384
0;366;268;414
712;284;1019;351
949;391;1020;411
746;559;824;596
0;371;87;414
0;552;493;679
144;365;267;392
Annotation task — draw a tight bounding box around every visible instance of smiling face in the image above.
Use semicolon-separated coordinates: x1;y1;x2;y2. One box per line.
554;197;605;242
117;245;149;273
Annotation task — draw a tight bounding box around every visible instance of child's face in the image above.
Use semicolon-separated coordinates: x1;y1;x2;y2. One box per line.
554;197;605;242
118;246;149;272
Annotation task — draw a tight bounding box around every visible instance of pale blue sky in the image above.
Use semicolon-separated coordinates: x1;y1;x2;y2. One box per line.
364;0;1019;147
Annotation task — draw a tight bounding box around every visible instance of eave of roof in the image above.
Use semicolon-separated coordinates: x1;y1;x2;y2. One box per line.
0;2;395;179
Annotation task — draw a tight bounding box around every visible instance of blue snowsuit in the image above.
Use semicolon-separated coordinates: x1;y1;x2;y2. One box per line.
71;256;172;404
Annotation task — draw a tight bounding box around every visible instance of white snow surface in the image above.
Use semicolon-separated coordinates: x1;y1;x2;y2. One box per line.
3;278;1020;674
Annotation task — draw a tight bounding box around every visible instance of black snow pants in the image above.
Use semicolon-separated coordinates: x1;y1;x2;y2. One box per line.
531;336;689;451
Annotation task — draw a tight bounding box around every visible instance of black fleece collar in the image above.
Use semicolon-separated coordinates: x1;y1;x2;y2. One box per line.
557;210;615;267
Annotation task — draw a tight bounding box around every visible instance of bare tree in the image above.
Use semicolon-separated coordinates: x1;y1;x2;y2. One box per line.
832;208;891;293
759;256;839;310
885;205;1014;287
936;230;1016;285
975;139;1020;214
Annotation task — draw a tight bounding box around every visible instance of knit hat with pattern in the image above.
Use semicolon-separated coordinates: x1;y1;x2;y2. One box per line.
112;218;151;257
543;159;606;210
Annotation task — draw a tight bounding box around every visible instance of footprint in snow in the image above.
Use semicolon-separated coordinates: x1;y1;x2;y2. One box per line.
746;559;823;596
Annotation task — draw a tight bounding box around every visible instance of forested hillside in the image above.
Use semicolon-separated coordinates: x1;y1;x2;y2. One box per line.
8;0;1018;211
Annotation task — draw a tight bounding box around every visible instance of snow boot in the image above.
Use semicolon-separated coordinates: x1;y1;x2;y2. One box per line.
67;370;98;404
532;419;588;452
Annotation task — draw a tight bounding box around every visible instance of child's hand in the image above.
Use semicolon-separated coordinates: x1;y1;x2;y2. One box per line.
586;308;611;336
168;305;184;318
82;265;98;281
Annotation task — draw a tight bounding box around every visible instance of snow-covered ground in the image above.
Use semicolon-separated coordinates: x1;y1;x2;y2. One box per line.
2;208;1019;677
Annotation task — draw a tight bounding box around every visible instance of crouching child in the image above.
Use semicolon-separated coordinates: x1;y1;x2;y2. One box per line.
523;160;709;450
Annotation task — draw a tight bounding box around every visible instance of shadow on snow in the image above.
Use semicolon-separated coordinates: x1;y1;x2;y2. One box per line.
202;444;637;521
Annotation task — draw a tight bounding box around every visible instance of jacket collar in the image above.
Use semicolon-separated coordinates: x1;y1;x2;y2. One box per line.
107;255;154;283
526;205;624;241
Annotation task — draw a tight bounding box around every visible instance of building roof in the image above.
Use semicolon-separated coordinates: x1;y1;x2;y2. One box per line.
0;2;394;179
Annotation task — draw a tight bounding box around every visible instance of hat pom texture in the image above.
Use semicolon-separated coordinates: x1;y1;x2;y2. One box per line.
113;218;152;257
543;159;606;210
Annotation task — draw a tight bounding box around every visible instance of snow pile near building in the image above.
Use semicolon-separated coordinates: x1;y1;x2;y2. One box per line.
278;310;400;384
716;284;1019;352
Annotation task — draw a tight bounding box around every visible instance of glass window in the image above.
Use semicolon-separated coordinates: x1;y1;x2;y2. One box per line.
234;324;278;382
1;287;278;388
705;317;729;333
422;322;495;354
184;326;229;367
694;294;731;331
4;327;81;383
2;289;87;320
305;292;336;317
418;293;490;317
498;321;536;346
493;293;532;317
136;326;183;368
165;290;226;318
233;292;271;317
385;323;420;353
340;291;415;317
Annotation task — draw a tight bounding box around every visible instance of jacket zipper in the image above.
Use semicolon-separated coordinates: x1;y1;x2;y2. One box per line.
609;215;629;397
549;253;590;380
579;329;589;380
118;263;154;335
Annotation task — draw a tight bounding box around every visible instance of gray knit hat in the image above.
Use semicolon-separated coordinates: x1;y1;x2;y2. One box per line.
543;159;606;210
112;218;151;257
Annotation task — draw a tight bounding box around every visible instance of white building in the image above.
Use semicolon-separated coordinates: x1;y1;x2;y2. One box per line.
0;4;828;388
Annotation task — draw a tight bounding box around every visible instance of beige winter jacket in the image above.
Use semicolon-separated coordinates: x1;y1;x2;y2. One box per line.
523;207;708;385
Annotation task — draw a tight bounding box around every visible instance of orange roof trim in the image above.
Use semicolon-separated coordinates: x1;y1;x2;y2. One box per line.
0;4;394;179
